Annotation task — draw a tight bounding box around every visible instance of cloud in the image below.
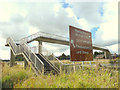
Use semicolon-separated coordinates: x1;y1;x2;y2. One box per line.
0;2;30;40
43;42;70;56
26;2;80;36
78;18;93;31
67;2;105;29
66;2;118;54
0;1;81;59
0;37;10;59
93;2;118;47
106;43;119;54
64;2;118;54
0;1;118;59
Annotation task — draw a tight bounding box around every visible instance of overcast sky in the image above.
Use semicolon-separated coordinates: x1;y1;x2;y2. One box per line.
0;0;119;59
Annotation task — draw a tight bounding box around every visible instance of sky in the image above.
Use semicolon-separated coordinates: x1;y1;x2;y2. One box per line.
0;0;119;59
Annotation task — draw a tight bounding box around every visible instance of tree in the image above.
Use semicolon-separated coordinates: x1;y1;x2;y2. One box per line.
58;53;67;60
94;51;104;58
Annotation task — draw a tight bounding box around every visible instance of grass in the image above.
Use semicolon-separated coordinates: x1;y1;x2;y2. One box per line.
60;58;119;65
1;63;34;88
15;67;118;88
1;62;118;88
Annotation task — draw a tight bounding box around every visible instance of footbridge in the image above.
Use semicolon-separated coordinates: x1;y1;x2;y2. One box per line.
20;32;111;59
6;31;111;75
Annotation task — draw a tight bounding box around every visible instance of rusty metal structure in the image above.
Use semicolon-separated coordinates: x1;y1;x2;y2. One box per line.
69;26;93;61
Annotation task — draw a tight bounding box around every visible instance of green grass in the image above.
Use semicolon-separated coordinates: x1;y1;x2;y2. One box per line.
1;62;118;88
2;63;34;88
15;67;118;88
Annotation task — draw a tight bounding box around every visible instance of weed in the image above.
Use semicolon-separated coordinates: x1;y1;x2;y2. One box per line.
1;62;118;88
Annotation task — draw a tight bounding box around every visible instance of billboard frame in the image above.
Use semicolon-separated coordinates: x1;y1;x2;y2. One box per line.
69;25;93;62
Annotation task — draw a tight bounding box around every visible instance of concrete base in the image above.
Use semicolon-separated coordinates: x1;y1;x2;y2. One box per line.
104;50;111;59
10;49;15;67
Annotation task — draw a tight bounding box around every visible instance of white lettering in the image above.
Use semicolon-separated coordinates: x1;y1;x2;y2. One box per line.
76;39;91;44
76;51;82;54
76;44;92;49
82;51;88;54
75;33;90;40
75;29;90;36
76;51;89;54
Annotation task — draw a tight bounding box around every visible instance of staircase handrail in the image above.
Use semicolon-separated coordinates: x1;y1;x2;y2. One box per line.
23;43;44;65
30;45;63;64
7;37;18;54
22;43;44;73
6;37;44;74
39;52;60;73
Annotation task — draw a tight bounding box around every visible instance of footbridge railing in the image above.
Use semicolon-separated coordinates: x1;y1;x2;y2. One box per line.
6;37;44;74
20;32;68;44
20;31;110;51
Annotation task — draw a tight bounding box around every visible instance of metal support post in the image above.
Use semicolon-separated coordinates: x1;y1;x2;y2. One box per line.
38;41;42;54
10;49;15;67
24;59;28;69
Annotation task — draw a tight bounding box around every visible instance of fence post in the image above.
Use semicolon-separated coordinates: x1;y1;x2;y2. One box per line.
89;61;92;65
60;64;62;74
73;62;75;72
82;61;84;65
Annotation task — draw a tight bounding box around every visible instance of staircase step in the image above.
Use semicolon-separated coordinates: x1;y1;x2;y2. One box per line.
36;54;59;74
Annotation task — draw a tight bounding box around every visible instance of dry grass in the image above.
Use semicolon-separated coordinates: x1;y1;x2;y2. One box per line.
1;63;34;88
60;59;119;65
1;62;118;88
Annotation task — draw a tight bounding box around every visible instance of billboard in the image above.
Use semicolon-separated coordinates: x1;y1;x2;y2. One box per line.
69;25;93;61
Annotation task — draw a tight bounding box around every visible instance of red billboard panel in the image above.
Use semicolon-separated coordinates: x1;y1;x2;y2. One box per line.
69;25;93;61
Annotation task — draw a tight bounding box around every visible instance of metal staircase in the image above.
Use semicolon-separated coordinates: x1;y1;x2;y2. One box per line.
36;54;59;74
6;37;60;75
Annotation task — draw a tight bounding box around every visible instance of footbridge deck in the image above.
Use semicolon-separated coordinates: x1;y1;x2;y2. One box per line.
20;32;109;52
